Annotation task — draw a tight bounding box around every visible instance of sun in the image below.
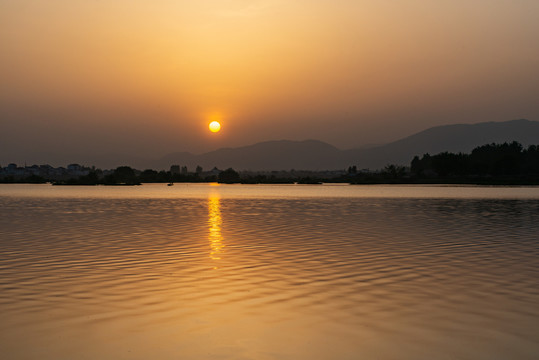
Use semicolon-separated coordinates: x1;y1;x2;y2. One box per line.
209;121;221;133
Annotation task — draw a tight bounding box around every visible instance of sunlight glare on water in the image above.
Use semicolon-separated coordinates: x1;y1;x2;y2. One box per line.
208;195;224;264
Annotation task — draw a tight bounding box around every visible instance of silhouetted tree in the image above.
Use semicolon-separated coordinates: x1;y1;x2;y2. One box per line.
383;164;406;179
411;141;539;179
140;169;158;182
76;171;99;185
105;166;139;184
218;168;240;183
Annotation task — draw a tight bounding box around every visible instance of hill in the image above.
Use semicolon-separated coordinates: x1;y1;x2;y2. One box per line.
344;119;539;169
40;119;536;171
154;140;343;171
152;119;539;171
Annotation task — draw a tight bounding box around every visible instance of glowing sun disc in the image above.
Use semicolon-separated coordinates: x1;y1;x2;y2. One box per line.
209;121;221;133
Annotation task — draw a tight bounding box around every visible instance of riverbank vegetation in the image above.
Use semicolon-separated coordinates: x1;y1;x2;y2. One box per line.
1;142;538;185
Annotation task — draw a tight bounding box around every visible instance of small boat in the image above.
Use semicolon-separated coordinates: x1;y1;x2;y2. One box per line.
167;182;174;186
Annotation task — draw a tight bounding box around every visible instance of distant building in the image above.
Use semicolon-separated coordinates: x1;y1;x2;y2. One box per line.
170;165;180;174
209;167;221;176
67;164;82;171
66;163;89;177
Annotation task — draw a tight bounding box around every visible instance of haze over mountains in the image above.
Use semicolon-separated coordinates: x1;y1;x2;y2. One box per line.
344;119;539;170
6;119;539;171
148;119;539;171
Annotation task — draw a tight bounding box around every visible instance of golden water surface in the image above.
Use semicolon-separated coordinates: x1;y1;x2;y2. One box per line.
0;184;538;359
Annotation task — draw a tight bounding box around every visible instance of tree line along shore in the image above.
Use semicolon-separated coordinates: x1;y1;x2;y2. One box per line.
1;142;539;185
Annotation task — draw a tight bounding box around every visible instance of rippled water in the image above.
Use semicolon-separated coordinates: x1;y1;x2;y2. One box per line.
1;184;538;359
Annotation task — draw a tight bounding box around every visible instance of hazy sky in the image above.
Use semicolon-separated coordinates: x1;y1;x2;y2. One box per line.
1;0;538;164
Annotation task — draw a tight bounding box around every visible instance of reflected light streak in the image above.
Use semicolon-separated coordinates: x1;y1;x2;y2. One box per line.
208;195;224;266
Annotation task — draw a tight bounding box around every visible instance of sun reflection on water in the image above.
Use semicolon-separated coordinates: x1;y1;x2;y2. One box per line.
207;194;224;266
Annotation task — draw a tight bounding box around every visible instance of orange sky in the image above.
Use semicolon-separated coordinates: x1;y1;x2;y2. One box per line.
1;0;538;164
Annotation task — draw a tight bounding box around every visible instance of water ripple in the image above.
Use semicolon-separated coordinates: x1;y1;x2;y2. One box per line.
0;195;538;359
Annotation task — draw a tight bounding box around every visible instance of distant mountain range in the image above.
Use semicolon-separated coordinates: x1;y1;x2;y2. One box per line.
153;139;343;171
343;118;539;170
141;119;538;171
50;119;536;171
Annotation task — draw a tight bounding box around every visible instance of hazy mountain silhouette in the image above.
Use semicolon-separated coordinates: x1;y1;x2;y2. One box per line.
33;119;535;170
344;119;539;169
151;119;539;171
154;140;342;171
